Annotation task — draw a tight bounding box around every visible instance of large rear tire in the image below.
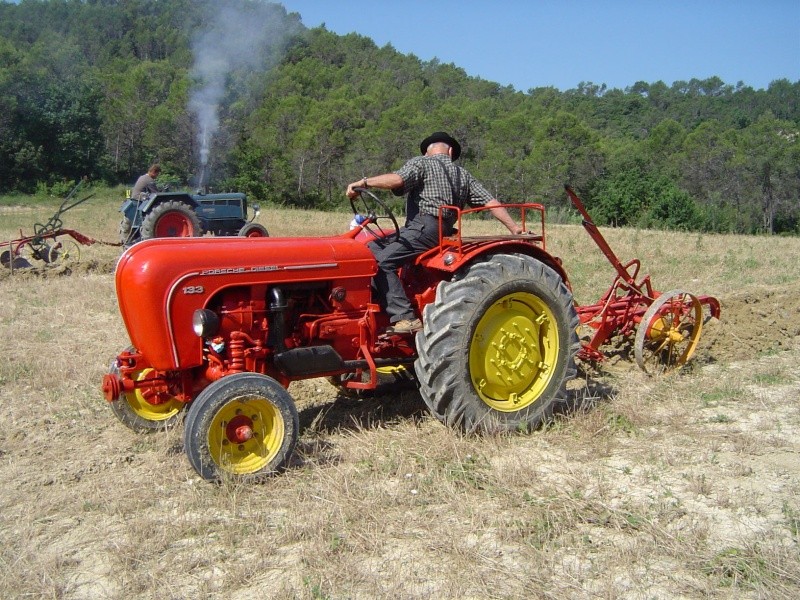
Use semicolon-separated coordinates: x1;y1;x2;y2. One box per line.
140;201;201;240
415;254;579;433
119;216;134;245
183;373;299;482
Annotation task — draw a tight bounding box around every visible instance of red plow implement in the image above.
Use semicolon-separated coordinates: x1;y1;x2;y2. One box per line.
566;186;721;374
1;182;121;270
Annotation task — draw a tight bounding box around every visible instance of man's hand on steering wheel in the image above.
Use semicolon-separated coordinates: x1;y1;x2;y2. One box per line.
346;178;367;199
348;187;401;242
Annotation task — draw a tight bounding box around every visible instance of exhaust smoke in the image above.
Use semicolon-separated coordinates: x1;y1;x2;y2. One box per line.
189;2;300;188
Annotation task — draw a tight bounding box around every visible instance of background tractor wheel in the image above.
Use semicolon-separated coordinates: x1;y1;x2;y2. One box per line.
107;360;185;432
238;222;269;237
415;254;580;433
183;373;299;482
140;201;201;240
327;365;417;398
119;216;135;245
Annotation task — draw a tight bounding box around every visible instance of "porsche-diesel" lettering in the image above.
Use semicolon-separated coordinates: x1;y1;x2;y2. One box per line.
199;265;279;276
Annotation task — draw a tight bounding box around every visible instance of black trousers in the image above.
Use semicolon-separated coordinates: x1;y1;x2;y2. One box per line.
368;214;447;323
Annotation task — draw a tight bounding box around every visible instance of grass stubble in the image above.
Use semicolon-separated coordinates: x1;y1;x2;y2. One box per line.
0;191;798;599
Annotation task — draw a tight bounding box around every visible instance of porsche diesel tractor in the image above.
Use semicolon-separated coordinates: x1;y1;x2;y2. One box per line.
102;187;717;482
102;189;580;481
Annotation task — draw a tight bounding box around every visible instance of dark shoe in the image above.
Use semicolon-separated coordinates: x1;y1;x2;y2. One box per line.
386;318;422;334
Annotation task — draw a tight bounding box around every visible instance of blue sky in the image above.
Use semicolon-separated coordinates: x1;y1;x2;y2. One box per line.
279;0;800;92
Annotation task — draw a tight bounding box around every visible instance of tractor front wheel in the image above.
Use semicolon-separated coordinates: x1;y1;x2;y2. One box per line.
415;254;580;433
140;201;201;240
183;373;299;482
107;360;185;432
238;222;269;237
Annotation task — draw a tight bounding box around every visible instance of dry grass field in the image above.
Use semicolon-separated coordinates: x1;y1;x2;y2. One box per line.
1;189;799;599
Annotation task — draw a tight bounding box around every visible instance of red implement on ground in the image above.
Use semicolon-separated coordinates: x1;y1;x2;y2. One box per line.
566;185;721;374
1;183;120;270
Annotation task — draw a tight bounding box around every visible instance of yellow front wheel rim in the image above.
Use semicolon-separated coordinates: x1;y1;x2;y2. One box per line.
469;292;560;412
207;396;285;475
124;368;183;422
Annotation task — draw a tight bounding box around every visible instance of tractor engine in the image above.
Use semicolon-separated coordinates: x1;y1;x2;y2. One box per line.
194;281;376;384
193;285;270;381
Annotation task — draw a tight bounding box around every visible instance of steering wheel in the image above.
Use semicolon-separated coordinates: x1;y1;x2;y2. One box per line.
349;187;401;242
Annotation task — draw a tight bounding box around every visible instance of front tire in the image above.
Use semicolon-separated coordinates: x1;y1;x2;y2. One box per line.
140;201;201;240
415;254;579;433
107;360;185;432
238;222;269;237
183;373;299;482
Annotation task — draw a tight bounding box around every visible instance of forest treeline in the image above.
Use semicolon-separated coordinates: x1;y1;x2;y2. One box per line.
1;0;798;234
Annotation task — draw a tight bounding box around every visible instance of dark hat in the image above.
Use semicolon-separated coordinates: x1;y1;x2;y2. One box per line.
420;131;461;160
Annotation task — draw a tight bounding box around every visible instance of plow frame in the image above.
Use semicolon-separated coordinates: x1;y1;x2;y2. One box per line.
1;181;120;270
565;185;721;372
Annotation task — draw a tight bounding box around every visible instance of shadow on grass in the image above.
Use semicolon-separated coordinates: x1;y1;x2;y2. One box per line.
297;362;619;437
566;362;619;414
292;363;619;469
298;379;427;436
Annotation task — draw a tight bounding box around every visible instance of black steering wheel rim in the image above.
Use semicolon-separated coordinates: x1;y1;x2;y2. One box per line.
349;187;401;242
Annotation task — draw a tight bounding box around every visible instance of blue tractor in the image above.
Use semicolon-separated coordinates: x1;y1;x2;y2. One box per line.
119;190;268;246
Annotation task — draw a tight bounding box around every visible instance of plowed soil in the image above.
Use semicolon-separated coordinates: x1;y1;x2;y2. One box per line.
694;282;800;365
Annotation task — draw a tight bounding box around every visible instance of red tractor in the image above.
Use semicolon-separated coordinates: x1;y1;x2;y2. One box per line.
102;189;581;481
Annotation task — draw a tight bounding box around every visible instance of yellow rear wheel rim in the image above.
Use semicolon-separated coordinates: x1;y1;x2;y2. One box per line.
469;292;560;412
207;396;285;475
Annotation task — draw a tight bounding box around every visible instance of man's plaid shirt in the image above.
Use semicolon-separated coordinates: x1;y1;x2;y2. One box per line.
393;154;494;221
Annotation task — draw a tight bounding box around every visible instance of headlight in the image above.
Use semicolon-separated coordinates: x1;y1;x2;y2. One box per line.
192;309;220;338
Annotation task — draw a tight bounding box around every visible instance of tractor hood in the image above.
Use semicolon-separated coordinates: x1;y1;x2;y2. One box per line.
115;235;377;370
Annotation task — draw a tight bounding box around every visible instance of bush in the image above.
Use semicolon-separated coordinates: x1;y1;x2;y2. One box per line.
645;186;699;230
588;169;650;226
589;170;702;230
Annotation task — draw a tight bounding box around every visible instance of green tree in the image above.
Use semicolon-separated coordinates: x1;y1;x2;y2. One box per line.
740;112;800;233
99;59;187;180
677;120;747;231
0;0;798;233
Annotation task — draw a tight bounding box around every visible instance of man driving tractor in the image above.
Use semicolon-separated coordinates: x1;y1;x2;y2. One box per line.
346;131;523;334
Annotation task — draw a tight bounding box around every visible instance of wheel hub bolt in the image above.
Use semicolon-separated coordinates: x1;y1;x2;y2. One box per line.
234;425;253;442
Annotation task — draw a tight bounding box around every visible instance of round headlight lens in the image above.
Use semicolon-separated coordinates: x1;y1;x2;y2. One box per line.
192;309;220;338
